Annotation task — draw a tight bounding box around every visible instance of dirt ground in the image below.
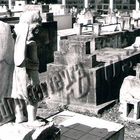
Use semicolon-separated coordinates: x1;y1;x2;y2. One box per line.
38;101;140;140
101;103;140;140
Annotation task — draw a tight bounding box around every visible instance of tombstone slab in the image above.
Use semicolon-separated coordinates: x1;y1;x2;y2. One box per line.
48;111;124;140
41;42;140;115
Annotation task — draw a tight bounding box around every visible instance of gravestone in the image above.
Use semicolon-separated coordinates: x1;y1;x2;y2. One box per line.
77;9;94;25
105;14;118;24
40;36;140;113
34;22;57;72
38;20;140;113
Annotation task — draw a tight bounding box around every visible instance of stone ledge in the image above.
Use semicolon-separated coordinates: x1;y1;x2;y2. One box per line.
0;110;124;140
0;121;58;140
44;99;117;115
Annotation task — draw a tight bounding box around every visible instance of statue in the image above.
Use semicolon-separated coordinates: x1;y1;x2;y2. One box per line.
119;63;140;114
11;11;43;125
120;64;140;101
0;21;14;100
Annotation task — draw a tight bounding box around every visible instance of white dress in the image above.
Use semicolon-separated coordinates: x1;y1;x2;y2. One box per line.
11;23;40;103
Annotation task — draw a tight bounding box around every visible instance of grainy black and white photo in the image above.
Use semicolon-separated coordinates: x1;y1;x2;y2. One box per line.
0;0;140;139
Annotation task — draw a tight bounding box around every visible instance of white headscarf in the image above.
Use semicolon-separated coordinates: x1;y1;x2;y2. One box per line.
14;11;42;66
